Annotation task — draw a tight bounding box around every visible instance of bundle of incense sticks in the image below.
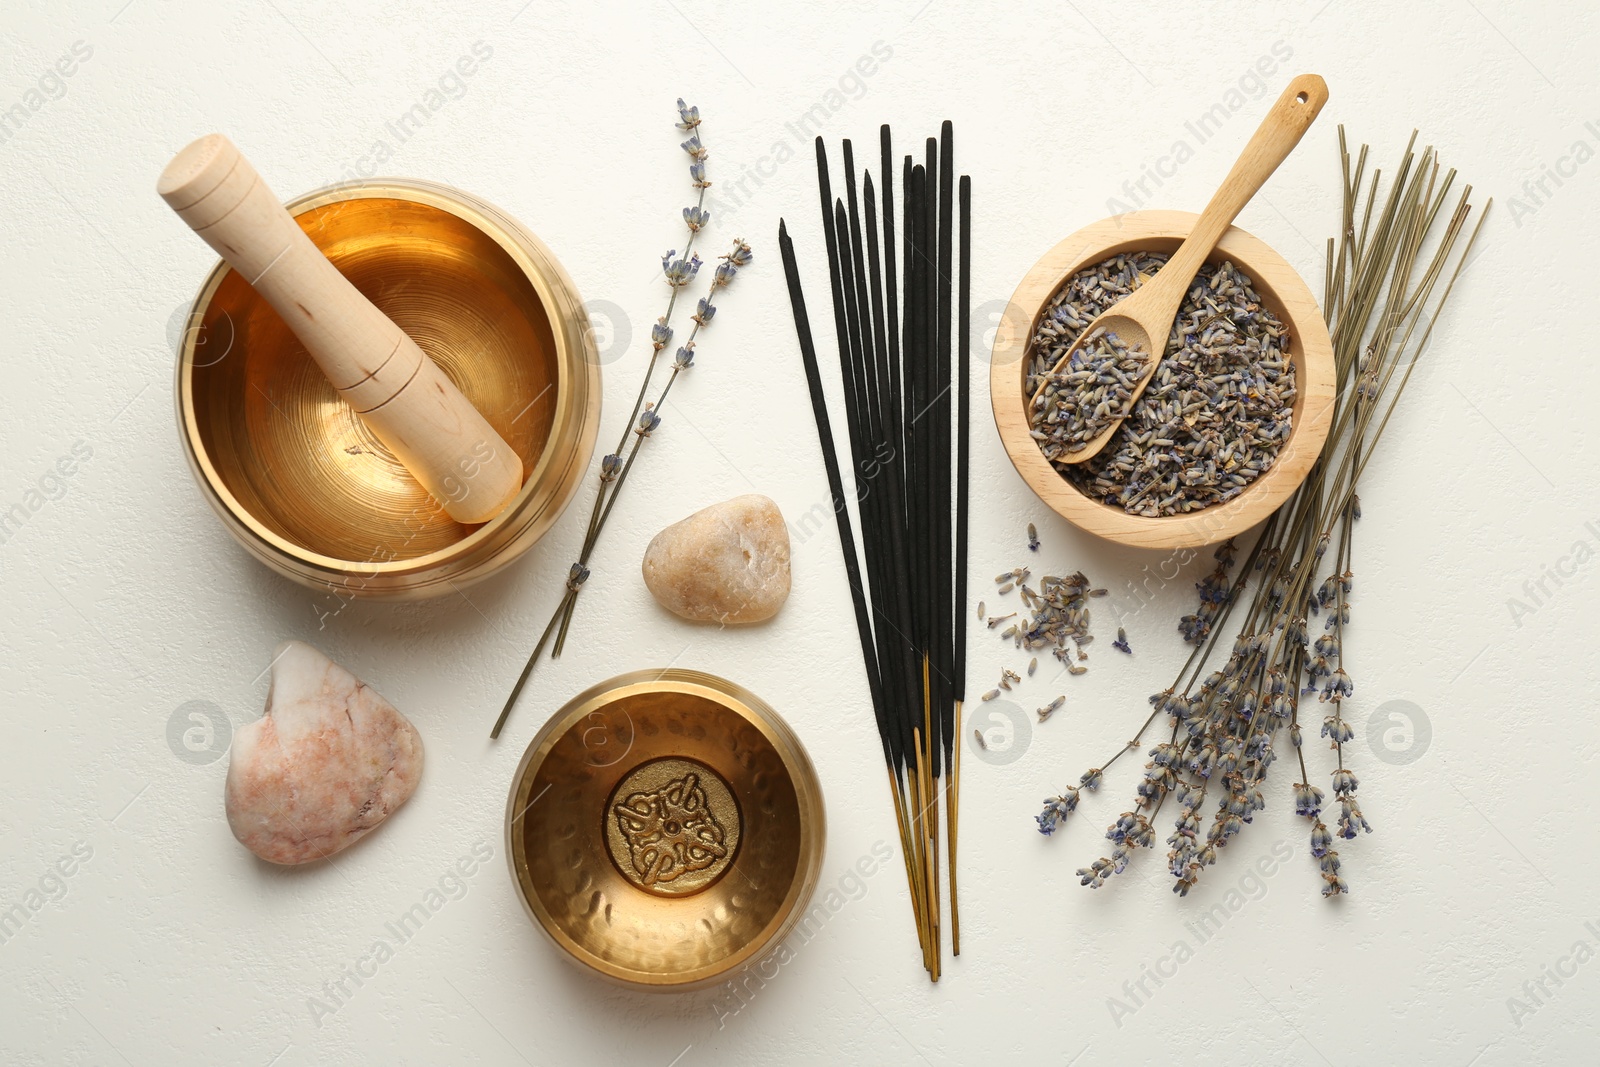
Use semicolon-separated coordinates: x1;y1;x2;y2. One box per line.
778;123;971;980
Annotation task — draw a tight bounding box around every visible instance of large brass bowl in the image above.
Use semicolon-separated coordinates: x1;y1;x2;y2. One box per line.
506;670;826;991
175;179;600;598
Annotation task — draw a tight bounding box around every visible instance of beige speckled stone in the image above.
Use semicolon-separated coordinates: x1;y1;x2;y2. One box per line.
641;494;791;624
225;641;423;865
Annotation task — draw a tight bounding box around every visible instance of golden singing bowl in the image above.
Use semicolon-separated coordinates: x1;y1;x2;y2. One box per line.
175;179;601;598
990;210;1335;550
505;669;827;991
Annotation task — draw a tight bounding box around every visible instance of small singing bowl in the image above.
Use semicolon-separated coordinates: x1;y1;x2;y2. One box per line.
175;179;601;598
990;210;1335;550
505;669;826;992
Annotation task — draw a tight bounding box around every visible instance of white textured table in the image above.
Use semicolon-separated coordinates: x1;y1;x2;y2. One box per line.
3;1;1593;1063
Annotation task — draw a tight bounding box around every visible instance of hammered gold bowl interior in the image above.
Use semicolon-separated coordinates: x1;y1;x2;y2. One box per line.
506;670;826;991
177;179;600;597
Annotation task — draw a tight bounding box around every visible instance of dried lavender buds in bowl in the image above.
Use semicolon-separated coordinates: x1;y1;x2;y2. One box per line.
990;211;1336;552
1024;253;1296;517
1028;325;1151;457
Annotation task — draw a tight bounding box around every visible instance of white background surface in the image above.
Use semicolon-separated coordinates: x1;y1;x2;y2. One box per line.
2;1;1596;1064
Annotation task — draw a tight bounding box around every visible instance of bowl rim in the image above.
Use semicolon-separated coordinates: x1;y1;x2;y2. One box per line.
174;177;590;578
988;209;1336;550
504;668;827;992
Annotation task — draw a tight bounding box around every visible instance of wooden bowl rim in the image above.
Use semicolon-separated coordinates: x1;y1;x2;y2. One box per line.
174;178;595;577
504;668;827;992
988;209;1335;550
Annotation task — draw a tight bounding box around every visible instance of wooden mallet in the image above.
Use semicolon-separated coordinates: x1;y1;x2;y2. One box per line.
159;134;523;525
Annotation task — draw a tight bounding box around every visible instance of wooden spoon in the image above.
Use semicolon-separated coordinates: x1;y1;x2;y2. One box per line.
1034;74;1328;464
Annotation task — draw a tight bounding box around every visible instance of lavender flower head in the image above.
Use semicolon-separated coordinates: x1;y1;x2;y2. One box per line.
1321;847;1348;895
1106;811;1153;848
661;251;703;288
1036;789;1080;835
1336;796;1372;839
651;318;673;351
1077;857;1113;888
1321;667;1354;703
1293;781;1325;818
713;240;753;288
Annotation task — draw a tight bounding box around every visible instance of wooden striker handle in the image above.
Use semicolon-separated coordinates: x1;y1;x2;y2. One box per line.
158;134;523;525
1151;74;1329;306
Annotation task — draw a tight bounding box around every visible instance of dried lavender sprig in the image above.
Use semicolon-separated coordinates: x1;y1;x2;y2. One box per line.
550;238;751;654
502;100;705;715
586;239;748;556
493;102;745;738
589;98;712;544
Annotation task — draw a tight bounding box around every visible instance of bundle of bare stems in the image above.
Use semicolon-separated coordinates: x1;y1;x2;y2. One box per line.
1037;128;1488;899
779;122;972;979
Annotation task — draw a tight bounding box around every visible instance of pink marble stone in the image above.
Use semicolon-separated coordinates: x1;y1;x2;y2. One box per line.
225;641;423;865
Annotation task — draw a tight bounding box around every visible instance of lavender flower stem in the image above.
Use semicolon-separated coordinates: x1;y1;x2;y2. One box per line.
583;181;708;544
591;419;656;546
606;188;703;462
551;244;741;655
495;100;727;737
490;586;576;739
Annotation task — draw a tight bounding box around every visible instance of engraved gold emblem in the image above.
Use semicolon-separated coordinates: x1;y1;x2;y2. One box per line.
606;758;740;895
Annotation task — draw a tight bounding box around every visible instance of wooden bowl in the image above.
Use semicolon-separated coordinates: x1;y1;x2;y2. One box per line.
990;210;1334;550
505;669;826;992
175;179;601;598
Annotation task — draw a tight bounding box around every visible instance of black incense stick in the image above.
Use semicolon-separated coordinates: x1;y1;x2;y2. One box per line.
936;122;955;772
950;171;972;956
954;171;972;709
